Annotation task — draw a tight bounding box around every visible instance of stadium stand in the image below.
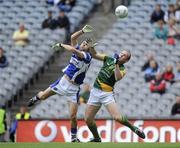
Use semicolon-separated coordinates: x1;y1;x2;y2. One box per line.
0;0;179;120
31;0;180;119
0;0;96;107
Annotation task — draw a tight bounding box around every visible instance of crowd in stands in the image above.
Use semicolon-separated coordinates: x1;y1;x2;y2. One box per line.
171;96;180;115
9;106;31;142
0;0;79;142
42;10;70;31
43;0;72;41
142;53;180;115
150;1;180;116
42;10;70;41
13;23;29;47
0;0;73;71
151;1;180;45
46;0;76;12
142;53;180;94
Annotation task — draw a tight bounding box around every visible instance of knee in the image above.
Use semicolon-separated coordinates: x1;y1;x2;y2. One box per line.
112;115;121;122
70;113;77;121
84;116;93;125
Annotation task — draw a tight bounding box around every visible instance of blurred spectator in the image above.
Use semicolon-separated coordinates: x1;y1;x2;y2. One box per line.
171;96;180;115
46;0;56;5
150;73;166;94
56;10;70;41
141;53;158;71
56;10;70;29
175;0;180;23
79;84;91;104
168;19;180;40
9;106;31;142
175;62;180;80
15;106;31;120
58;0;76;12
42;11;57;30
175;0;180;10
0;105;7;142
144;60;159;82
171;62;180;84
150;4;165;24
119;0;131;6
13;23;29;47
101;0;113;14
162;64;175;82
164;4;176;23
154;20;168;41
0;47;8;68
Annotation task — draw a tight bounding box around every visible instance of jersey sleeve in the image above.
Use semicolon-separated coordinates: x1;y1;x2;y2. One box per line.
81;52;92;63
75;44;80;49
120;68;126;77
103;56;113;62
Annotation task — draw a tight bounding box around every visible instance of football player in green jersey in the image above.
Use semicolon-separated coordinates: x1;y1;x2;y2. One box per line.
85;50;146;142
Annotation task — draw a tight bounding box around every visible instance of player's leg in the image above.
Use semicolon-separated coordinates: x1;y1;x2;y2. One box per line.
27;78;62;107
68;101;79;142
105;102;145;139
28;87;56;107
85;104;101;142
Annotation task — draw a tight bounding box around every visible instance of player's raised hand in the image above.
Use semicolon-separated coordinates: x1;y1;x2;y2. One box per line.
82;25;93;33
52;43;62;51
114;53;119;64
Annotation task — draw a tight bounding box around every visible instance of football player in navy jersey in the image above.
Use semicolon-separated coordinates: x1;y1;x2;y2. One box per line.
28;25;95;142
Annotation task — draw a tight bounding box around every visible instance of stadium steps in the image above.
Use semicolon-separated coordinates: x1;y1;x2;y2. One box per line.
10;51;72;118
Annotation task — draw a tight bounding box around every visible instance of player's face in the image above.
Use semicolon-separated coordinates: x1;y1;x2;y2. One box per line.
80;41;90;52
118;50;130;64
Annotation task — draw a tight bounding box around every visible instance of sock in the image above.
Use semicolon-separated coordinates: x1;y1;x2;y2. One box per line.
71;128;77;139
88;122;100;139
34;95;40;101
120;116;136;132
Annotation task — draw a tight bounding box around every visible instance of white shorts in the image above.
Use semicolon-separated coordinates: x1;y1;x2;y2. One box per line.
87;88;115;106
50;76;80;103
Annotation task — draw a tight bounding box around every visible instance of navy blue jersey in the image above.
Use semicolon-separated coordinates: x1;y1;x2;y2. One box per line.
62;45;92;85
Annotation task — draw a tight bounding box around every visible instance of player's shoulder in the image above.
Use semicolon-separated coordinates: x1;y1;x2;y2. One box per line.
104;55;114;61
75;44;80;49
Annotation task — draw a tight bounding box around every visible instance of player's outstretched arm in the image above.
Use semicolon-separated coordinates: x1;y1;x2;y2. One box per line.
60;43;85;58
71;25;93;47
71;30;84;47
90;47;105;61
114;64;124;81
114;56;126;81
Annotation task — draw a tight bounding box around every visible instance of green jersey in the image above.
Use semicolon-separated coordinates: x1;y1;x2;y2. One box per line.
94;56;126;92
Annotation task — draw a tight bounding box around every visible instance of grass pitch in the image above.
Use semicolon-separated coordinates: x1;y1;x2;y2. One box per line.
0;143;180;148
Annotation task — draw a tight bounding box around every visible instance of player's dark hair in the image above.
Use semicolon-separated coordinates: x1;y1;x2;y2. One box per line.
85;38;93;44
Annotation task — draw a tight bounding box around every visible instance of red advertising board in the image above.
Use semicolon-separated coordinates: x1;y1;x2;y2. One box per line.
16;119;180;143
